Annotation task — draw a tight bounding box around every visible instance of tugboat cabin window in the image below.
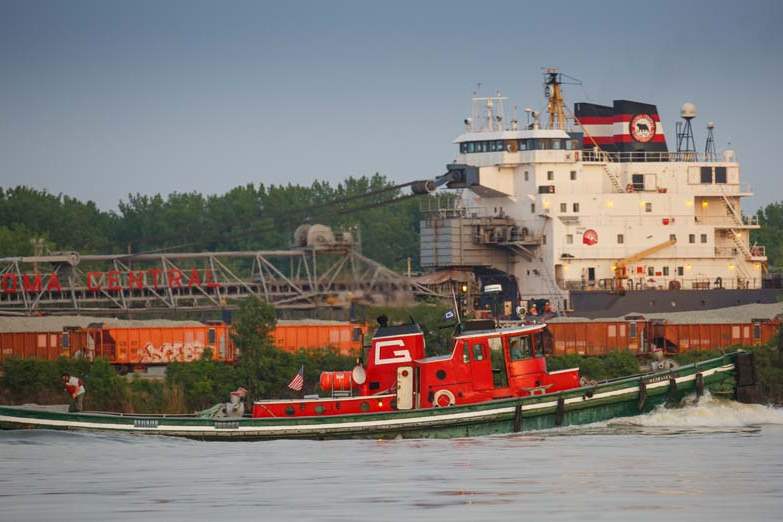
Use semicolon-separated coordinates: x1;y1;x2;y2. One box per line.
488;337;508;388
632;174;644;191
508;335;531;361
472;343;485;361
462;341;470;363
535;331;549;356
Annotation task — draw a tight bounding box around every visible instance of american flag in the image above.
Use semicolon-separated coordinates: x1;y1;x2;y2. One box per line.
288;365;304;392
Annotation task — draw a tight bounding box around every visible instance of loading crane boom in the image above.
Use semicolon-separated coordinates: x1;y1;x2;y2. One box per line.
614;238;677;292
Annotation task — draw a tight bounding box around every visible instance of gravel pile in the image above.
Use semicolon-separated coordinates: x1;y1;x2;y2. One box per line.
0;316;206;333
549;302;783;324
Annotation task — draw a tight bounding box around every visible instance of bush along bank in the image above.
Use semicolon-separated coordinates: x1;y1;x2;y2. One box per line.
0;346;357;414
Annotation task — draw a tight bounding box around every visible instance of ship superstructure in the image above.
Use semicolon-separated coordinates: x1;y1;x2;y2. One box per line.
421;68;768;314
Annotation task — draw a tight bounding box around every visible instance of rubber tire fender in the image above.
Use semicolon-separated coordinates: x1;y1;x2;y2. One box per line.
433;389;456;407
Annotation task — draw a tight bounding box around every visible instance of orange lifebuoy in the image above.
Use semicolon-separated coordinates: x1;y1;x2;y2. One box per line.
507;140;519;153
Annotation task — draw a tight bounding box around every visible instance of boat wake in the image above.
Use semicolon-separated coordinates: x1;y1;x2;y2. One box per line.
521;392;783;439
612;391;783;429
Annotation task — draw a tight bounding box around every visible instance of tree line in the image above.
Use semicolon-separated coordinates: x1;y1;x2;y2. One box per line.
0;174;435;272
751;201;783;271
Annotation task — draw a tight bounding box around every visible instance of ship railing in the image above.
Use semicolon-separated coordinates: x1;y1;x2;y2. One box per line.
581;150;727;163
696;215;759;226
715;245;766;258
562;277;764;291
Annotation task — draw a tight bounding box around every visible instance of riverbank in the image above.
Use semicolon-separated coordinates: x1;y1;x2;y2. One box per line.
0;347;356;414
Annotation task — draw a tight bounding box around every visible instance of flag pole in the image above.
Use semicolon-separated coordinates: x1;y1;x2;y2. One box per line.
451;283;461;323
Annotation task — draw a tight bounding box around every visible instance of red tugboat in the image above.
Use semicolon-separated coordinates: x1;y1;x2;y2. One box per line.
252;318;580;418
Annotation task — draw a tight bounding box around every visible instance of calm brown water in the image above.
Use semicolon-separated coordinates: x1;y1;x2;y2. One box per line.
1;394;782;521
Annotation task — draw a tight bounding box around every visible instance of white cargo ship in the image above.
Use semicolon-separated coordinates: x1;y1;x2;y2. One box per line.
420;68;771;316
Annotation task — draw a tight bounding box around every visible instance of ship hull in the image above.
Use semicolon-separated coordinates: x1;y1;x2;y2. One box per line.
570;288;779;318
0;353;741;441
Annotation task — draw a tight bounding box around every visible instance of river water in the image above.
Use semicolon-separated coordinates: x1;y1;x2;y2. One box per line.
1;394;782;522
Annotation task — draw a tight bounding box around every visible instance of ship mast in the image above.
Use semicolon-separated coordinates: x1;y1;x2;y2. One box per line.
543;67;581;130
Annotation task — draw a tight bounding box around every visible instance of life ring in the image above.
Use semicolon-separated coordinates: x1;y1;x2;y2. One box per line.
433;389;456;407
507;140;519;153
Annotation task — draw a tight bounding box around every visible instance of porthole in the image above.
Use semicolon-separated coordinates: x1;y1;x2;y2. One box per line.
360;401;370;412
314;405;326;415
285;406;295;416
436;369;447;380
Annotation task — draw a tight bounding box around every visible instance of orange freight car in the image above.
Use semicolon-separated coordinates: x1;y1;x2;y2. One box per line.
547;320;645;356
0;319;235;366
271;320;367;355
648;320;779;353
0;331;64;361
547;317;780;356
86;323;234;365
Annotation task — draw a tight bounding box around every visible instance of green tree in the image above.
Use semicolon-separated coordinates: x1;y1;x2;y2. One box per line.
753;201;783;270
232;297;297;401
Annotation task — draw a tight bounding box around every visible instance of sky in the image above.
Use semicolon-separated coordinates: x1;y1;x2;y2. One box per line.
1;0;781;212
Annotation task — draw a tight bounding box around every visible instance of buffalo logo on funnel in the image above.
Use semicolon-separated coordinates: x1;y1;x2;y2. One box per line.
630;114;656;143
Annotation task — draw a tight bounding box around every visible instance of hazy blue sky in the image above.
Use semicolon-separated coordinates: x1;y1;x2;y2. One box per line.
1;0;781;211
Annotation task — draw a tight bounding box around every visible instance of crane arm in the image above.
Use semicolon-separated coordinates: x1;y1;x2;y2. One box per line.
616;239;677;269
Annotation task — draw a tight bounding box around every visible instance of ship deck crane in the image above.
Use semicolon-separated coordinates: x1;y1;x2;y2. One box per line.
614;238;677;293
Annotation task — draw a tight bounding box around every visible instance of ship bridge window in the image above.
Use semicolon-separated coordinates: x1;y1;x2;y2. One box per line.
715;167;727;183
700;167;713;183
509;335;531;361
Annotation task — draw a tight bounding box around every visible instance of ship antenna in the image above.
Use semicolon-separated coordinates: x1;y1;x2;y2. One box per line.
543;67;581;130
676;102;697;158
705;121;717;161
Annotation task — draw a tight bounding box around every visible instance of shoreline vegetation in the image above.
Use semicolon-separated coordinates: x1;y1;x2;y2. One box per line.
1;299;781;413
